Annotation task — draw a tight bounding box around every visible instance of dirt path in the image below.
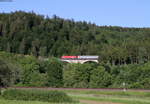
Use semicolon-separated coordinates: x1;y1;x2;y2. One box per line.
80;100;123;104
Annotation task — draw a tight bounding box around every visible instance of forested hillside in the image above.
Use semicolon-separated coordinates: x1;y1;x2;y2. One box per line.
1;11;150;65
0;51;150;89
0;11;150;89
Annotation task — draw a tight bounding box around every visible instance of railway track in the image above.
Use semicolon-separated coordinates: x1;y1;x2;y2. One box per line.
8;87;150;92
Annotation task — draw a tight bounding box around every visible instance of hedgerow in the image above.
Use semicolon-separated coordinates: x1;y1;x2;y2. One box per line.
2;89;75;103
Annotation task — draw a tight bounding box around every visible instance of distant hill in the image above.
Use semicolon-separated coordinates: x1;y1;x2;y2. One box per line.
0;11;150;65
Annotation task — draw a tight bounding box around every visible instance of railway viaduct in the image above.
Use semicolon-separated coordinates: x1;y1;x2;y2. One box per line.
61;56;99;64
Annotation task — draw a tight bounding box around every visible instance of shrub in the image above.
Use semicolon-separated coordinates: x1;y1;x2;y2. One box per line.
63;63;93;88
46;58;63;87
2;89;74;103
0;58;21;88
129;82;143;89
89;66;111;88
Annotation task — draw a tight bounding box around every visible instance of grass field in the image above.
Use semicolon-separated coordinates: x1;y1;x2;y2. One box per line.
0;88;150;104
64;89;150;104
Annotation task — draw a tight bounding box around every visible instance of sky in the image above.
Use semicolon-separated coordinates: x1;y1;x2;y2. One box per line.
0;0;149;27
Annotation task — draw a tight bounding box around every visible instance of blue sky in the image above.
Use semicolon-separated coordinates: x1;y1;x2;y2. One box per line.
0;0;149;27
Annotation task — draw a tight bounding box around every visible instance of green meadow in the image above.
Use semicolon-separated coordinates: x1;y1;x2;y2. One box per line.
1;88;150;104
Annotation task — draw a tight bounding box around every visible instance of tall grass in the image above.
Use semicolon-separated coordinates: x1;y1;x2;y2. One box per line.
2;89;75;103
0;99;81;104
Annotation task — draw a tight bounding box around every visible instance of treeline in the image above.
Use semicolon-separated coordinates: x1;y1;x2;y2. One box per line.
1;11;150;65
0;52;150;89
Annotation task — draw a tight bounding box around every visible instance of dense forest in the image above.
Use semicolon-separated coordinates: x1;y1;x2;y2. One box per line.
0;51;150;89
1;11;150;65
0;11;150;89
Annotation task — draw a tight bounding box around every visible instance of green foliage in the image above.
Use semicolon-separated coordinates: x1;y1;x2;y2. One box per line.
46;58;63;87
1;11;150;65
0;58;21;87
2;89;74;103
18;56;41;86
89;66;111;88
0;51;150;89
63;64;93;88
110;64;150;89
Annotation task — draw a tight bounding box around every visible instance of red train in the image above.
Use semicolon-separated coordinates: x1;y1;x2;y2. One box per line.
61;56;99;59
61;56;78;59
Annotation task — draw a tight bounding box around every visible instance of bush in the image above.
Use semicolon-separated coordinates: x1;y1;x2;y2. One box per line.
46;58;63;87
63;63;93;88
89;66;111;88
0;58;21;88
2;89;74;103
129;82;143;89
